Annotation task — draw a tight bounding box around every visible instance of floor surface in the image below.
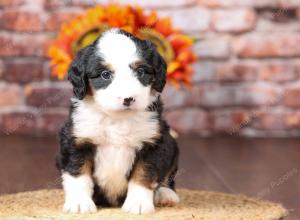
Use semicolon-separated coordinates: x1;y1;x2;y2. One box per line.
0;136;299;219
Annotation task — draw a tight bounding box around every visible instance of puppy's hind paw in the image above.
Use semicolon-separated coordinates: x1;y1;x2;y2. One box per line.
154;187;180;207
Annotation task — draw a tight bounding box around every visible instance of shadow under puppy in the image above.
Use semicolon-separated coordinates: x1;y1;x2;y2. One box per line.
56;28;179;215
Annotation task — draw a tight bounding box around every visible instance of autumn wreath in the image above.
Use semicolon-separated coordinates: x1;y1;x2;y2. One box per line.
48;4;196;87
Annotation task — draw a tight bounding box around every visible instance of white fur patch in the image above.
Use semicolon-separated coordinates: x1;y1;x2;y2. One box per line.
97;29;138;67
72;98;160;204
62;173;97;214
93;145;136;205
122;182;155;214
72;98;159;147
154;187;180;207
94;29;153;112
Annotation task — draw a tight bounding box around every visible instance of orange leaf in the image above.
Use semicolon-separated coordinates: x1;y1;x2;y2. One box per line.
154;18;173;37
170;34;193;52
47;3;196;88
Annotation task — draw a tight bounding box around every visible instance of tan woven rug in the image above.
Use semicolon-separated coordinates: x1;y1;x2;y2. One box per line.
0;189;287;220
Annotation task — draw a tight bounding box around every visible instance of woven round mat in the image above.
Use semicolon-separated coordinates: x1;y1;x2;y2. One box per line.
0;189;287;220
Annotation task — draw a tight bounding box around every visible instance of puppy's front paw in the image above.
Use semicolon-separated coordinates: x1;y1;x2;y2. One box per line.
122;182;154;214
63;197;97;214
122;195;154;214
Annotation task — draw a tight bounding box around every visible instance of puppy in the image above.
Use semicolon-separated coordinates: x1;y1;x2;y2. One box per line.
56;28;179;215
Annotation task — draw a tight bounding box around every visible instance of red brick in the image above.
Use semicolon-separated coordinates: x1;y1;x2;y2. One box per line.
296;65;300;76
258;8;296;23
0;112;36;135
217;63;258;82
25;84;72;107
38;111;68;135
2;60;44;83
237;83;282;106
197;0;223;7
278;0;300;7
0;59;3;77
197;0;276;8
83;0;196;8
284;87;300;108
0;33;50;57
252;111;287;130
187;83;281;108
0;0;25;7
47;0;196;8
185;85;224;107
194;37;231;59
0;11;3;27
234;34;300;58
2;9;43;32
213;9;256;33
192;62;217;83
26;0;45;5
286;111;300;128
45;9;83;31
158;7;211;32
162;84;189;109
122;0;197;8
164;109;210;135
259;63;297;82
256;19;300;34
212;110;251;134
0;83;23;106
45;0;67;8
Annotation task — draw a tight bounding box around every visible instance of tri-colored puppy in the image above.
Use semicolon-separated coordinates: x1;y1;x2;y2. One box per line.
56;28;179;215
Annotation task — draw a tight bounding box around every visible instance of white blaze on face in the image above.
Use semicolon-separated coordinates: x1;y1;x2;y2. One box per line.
95;29;152;113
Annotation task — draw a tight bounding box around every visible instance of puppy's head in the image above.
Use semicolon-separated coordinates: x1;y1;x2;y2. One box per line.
68;28;166;114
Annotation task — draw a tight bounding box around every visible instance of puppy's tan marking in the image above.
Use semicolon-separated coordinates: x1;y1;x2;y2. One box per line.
130;162;157;190
74;137;93;146
129;60;149;70
101;62;114;71
81;160;93;175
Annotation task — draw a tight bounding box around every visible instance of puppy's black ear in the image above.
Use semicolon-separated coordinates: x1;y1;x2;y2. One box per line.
67;46;92;100
148;41;167;93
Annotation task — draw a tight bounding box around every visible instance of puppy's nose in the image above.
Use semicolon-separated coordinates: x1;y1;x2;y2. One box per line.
123;97;135;107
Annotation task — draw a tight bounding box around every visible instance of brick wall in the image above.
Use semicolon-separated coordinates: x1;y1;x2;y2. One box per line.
1;0;300;137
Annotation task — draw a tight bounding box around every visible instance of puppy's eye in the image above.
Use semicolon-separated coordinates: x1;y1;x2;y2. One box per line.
101;70;112;80
136;68;145;78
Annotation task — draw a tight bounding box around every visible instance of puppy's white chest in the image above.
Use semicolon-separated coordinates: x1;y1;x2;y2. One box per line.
72;100;159;148
72;100;160;204
93;145;136;204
